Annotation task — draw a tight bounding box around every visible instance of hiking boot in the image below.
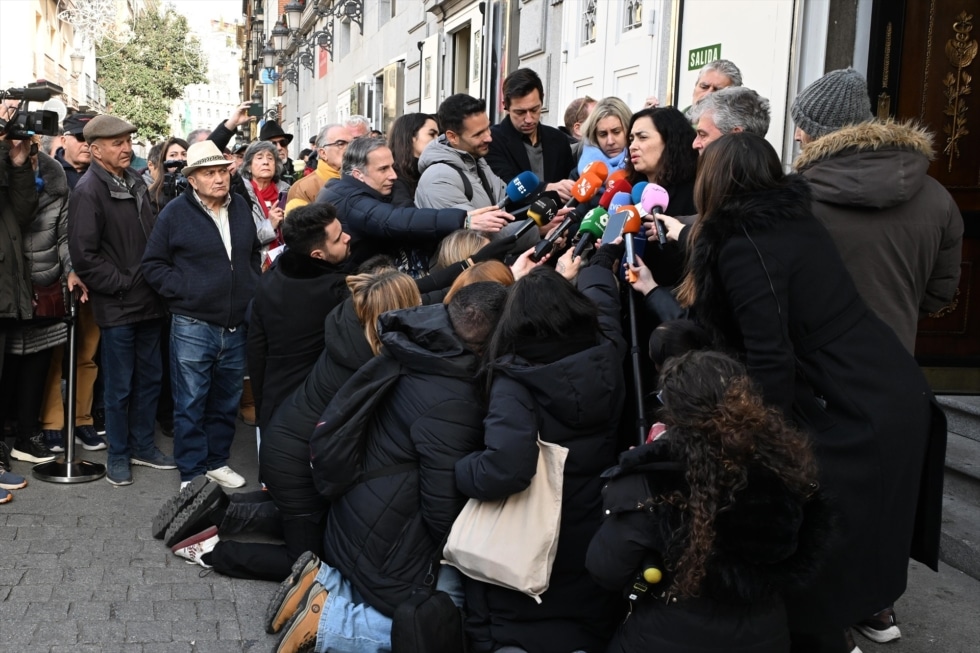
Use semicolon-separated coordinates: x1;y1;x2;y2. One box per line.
74;425;107;451
855;606;900;643
42;429;65;453
153;475;210;539
206;465;245;488
171;525;219;568
11;433;56;463
131;448;177;470
266;551;321;634
163;482;228;547
106;458;133;486
275;581;327;653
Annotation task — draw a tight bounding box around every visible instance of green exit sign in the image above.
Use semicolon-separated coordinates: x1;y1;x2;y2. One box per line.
688;44;722;71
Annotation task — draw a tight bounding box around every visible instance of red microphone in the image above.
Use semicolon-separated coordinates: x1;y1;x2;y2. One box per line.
598;179;633;210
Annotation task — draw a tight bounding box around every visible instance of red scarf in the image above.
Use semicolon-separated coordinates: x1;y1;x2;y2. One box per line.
252;179;279;217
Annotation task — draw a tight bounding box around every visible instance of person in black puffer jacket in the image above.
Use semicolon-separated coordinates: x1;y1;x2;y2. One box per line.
267;284;508;652
234;269;421;581
454;262;626;653
587;350;833;653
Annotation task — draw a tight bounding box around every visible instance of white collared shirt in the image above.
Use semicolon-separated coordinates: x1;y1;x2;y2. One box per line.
194;190;233;259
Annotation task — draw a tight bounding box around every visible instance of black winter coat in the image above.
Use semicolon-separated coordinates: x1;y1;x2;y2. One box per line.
0;141;37;321
142;189;260;328
259;298;372;518
67;162;165;328
247;249;350;430
317;174;465;270
454;266;626;653
485;115;575;186
312;304;485;616
685;175;944;634
587;440;831;653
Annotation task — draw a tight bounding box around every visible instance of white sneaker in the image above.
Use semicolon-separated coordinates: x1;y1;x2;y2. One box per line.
171;525;219;568
206;466;246;488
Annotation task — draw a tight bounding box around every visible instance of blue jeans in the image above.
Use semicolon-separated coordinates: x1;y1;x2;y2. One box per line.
100;319;163;464
170;314;246;481
313;563;465;653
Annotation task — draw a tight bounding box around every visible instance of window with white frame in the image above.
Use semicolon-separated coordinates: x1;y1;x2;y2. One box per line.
624;0;642;32
583;0;597;45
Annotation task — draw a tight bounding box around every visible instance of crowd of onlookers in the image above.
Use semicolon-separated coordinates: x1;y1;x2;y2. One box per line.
0;61;965;653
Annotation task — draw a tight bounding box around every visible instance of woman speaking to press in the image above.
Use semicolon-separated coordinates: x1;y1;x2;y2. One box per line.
674;132;944;653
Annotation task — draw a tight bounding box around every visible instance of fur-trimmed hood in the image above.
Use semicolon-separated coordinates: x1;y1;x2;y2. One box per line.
793;120;935;210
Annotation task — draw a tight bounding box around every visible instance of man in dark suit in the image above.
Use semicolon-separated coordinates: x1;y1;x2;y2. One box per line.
485;68;576;202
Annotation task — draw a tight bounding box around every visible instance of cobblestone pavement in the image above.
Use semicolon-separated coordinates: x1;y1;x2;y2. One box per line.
2;421;979;652
1;421;275;652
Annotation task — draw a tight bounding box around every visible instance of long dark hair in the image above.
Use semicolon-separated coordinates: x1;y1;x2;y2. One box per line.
484;267;599;381
656;350;818;598
388;113;437;186
676;132;786;307
148;136;189;208
624;107;698;189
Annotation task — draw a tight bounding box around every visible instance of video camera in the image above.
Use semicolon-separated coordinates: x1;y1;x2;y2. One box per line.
0;86;60;140
162;159;188;197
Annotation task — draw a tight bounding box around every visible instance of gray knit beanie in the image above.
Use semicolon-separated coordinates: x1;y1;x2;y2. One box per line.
791;68;873;139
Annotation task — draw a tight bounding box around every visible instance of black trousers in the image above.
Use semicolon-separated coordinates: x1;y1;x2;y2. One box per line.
211;508;328;582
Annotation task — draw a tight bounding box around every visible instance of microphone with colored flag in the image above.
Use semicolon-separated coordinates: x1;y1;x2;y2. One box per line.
499;171;541;212
640;184;671;248
605;168;629;189
572;207;608;258
608;191;632;215
529;172;603;262
630;181;648;205
598;179;633;210
623;208;643;282
580;160;609;186
513;196;559;238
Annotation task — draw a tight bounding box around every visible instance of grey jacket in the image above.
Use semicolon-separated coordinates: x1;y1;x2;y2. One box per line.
415;135;506;211
795;120;964;353
6;151;70;354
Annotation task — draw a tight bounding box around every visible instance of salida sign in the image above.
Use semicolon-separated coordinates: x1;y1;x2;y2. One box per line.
688;44;722;71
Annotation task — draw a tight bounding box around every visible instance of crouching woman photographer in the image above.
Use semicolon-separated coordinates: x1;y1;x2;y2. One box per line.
586;350;831;653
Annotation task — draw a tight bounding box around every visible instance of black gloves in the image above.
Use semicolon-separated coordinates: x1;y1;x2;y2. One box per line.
589;241;625;272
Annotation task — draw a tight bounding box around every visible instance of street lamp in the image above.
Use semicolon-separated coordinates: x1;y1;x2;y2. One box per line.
70;51;85;77
262;42;277;72
271;21;291;53
284;1;304;32
251;88;263;105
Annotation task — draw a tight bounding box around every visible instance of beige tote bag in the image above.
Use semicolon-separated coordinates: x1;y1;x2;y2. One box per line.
442;437;568;604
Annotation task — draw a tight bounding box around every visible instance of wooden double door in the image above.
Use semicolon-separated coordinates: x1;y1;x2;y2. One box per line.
867;0;980;391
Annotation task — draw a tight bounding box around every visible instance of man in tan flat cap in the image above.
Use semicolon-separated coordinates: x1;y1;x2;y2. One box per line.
67;114;175;486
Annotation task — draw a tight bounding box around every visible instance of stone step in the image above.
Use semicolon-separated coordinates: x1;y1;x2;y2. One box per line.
938;395;980;444
937;395;980;581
